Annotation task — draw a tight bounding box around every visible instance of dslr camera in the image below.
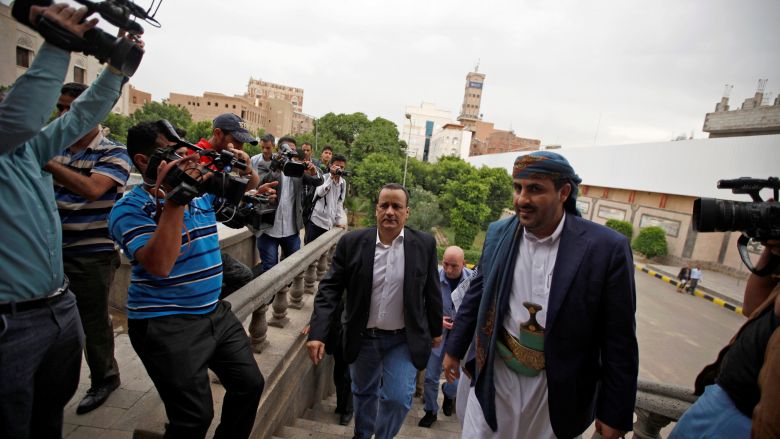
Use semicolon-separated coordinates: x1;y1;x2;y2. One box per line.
693;177;780;275
269;143;307;178
12;0;160;76
146;120;277;232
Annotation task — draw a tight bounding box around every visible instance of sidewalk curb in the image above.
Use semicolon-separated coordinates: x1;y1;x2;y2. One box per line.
634;263;744;316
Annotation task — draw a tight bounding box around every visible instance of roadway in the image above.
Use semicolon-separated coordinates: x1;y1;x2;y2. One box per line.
634;269;745;389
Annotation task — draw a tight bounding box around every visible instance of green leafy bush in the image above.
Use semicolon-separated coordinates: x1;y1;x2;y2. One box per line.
632;226;668;259
605;219;633;239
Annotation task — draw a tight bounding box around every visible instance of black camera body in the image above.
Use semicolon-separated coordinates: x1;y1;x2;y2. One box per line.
217;194;277;234
269;143;307;178
145;120;276;231
12;0;157;76
692;177;780;275
332;168;351;177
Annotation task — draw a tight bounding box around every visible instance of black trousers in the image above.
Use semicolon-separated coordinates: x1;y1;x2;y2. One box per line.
333;347;353;414
129;301;264;439
64;251;120;386
304;221;328;245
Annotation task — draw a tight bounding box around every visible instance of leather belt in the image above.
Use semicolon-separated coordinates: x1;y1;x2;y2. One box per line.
0;278;70;314
364;327;405;337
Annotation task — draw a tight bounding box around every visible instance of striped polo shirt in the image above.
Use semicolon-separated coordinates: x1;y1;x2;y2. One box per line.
52;131;131;256
108;186;223;319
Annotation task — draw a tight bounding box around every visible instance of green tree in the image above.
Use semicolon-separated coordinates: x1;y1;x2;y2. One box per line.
407;186;442;233
441;179;490;249
317;112;371;151
351;117;404;162
131;102;192;131
633;226;668;259
102;112;132;144
351;152;404;207
425;156;477;195
477;166;513;225
186;120;213;144
605;219;634;240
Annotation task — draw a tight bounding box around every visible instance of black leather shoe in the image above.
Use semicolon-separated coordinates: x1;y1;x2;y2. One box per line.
442;383;454;416
418;410;437;428
76;377;120;414
339;411;353;425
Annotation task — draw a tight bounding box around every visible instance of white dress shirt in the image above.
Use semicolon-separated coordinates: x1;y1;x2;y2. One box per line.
265;174;296;238
367;229;406;330
310;173;346;230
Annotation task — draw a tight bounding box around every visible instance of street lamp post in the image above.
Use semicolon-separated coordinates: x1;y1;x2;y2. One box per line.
403;113;413;187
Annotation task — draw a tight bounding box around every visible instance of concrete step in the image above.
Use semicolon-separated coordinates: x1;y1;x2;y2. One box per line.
302;407;459;439
315;400;462;433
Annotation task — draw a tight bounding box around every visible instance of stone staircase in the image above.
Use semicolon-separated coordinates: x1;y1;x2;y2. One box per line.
272;392;462;439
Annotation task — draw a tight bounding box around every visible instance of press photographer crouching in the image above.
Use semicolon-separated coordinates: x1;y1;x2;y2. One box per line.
670;177;780;438
107;121;276;439
0;3;143;437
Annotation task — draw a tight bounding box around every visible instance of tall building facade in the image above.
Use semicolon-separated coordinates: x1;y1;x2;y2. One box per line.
247;78;304;113
168;86;314;138
400;102;453;161
457;70;486;132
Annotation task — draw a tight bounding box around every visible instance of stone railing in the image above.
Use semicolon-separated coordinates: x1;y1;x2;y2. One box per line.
590;380;697;439
225;228;344;353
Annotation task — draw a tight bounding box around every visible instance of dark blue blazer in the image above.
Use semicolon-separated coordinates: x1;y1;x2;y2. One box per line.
445;214;638;438
309;227;443;370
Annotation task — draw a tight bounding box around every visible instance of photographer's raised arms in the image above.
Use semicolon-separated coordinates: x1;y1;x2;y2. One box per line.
0;2;144;437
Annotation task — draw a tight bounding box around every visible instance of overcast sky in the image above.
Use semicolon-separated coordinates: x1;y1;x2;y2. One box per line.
15;0;779;147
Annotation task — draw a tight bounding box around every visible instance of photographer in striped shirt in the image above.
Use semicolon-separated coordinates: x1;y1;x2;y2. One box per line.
108;121;276;439
44;82;131;414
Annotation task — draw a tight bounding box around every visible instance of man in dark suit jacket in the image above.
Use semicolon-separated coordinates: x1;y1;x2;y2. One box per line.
443;151;638;439
307;183;443;439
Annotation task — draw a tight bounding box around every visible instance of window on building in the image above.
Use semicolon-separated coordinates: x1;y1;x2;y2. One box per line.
73;66;86;84
16;46;33;68
225;103;228;108
132;96;137;104
207;101;211;106
233;105;236;109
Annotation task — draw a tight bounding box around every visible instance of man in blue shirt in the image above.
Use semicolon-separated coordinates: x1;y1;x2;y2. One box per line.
0;5;128;438
419;246;473;428
109;121;275;438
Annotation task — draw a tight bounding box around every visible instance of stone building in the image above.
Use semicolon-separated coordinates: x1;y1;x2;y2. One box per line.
467;135;780;275
457;69;485;132
128;85;152;115
168;77;313;138
469;120;541;156
0;2;146;116
703;80;780;138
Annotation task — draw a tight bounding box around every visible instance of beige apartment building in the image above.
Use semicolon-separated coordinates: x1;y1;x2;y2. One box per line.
168;90;313;139
247;77;304;113
128;85;152;115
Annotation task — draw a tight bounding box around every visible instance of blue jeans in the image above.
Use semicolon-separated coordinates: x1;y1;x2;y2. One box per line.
350;331;417;439
256;233;301;273
669;384;751;439
423;347;458;412
0;292;84;439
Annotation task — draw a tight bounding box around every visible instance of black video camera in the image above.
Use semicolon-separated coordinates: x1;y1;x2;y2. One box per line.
332;168;350;177
12;0;161;76
692;177;780;275
269;143;307;178
145;120;277;231
216;193;277;234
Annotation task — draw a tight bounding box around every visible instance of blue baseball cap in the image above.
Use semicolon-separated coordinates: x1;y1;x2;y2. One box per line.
212;113;258;145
